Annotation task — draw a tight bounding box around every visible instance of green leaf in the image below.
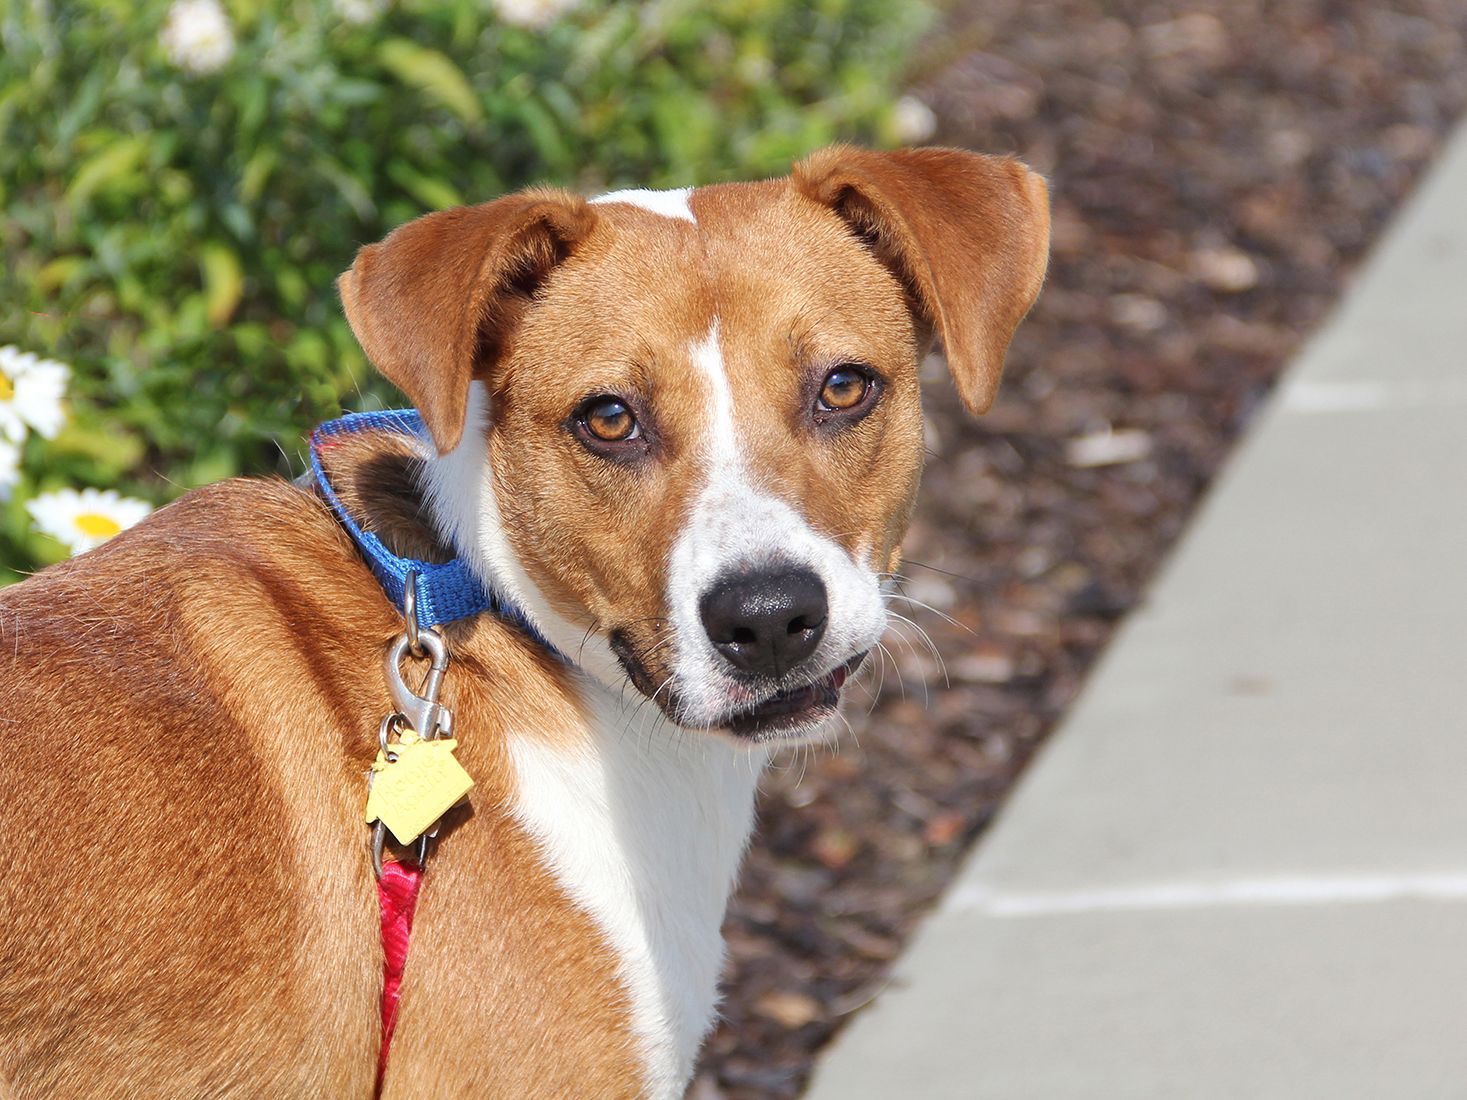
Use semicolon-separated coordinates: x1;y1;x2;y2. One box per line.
273;267;308;310
330;79;384;107
220;202;255;243
66;135;149;207
49;419;146;478
240;149;277;202
235;77;270;140
517;95;574;171
35;256;86;294
180;447;240;489
200;243;244;328
386;161;464;211
316;156;376;220
55;64;113;149
377;40;482;125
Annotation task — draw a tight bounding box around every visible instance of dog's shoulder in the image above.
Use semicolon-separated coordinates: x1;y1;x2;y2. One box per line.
6;475;362;597
0;475;403;683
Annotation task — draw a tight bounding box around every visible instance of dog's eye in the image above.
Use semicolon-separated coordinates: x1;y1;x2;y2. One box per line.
818;368;869;411
579;396;640;443
815;365;878;421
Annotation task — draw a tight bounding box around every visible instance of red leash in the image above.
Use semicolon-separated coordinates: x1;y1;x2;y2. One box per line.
375;860;424;1092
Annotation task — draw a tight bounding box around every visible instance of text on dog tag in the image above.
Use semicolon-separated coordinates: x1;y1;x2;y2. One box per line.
365;731;473;846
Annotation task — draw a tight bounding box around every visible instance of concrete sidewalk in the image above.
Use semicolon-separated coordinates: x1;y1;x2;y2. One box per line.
805;123;1467;1099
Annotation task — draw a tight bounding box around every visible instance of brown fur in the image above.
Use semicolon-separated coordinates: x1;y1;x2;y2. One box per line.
0;479;642;1097
0;146;1048;1096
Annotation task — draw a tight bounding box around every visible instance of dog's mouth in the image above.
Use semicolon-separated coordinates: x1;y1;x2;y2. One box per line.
720;652;867;741
609;628;867;742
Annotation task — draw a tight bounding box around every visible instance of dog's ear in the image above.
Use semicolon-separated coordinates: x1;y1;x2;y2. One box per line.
338;189;597;453
793;145;1050;415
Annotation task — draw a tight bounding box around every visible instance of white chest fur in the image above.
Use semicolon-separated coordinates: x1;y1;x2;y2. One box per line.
505;679;766;1098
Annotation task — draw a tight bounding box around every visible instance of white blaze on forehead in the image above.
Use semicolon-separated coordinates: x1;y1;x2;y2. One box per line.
688;321;739;466
589;186;696;224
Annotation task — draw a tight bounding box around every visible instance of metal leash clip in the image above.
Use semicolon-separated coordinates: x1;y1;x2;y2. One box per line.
370;572;455;879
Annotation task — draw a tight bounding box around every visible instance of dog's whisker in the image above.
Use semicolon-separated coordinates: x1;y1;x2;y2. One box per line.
883;590;970;634
885;610;949;688
873;639;905;702
883;621;936;708
899;557;982;586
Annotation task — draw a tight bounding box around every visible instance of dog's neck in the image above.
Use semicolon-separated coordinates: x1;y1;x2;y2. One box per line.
349;386;763;1096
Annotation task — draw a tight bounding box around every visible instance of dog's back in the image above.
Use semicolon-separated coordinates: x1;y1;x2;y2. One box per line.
0;480;384;1096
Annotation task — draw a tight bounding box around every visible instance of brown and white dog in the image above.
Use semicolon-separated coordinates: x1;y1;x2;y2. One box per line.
0;146;1048;1098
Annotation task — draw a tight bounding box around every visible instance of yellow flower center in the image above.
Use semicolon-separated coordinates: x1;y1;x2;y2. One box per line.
74;512;123;539
0;372;13;401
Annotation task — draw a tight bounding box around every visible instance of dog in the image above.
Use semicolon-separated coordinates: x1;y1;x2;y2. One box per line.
0;145;1048;1099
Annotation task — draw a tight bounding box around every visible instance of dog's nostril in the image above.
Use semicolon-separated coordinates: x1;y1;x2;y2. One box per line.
699;568;828;678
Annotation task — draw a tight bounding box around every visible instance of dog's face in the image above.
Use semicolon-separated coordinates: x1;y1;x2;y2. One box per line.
340;147;1049;744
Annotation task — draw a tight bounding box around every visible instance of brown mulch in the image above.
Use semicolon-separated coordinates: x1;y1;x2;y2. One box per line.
695;2;1467;1096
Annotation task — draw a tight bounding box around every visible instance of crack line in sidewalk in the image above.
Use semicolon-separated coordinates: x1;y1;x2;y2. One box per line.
1281;377;1467;412
948;872;1467;917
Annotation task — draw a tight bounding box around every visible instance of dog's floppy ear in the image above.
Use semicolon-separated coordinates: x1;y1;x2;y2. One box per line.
338;189;597;453
793;145;1050;415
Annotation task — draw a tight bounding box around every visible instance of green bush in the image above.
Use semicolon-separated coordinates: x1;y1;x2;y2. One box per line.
0;0;930;581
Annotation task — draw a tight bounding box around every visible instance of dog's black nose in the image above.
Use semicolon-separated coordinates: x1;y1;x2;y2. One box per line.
700;568;828;678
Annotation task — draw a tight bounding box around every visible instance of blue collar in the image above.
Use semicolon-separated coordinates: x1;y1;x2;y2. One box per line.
310;409;554;653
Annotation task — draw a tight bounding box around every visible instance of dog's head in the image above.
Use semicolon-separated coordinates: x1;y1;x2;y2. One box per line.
338;146;1049;744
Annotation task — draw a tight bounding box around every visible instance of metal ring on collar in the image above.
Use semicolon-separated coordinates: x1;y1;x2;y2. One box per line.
384;628;452;740
403;570;422;654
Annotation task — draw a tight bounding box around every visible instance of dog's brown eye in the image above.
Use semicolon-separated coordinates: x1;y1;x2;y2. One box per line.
818;367;871;412
581;397;639;442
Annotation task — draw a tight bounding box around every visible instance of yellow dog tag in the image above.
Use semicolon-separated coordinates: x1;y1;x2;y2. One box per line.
365;730;474;846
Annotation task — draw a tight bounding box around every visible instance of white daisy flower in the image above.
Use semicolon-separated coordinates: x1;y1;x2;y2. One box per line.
27;488;153;556
0;345;70;443
493;0;580;29
0;439;20;503
892;95;938;144
333;0;388;24
161;0;236;74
